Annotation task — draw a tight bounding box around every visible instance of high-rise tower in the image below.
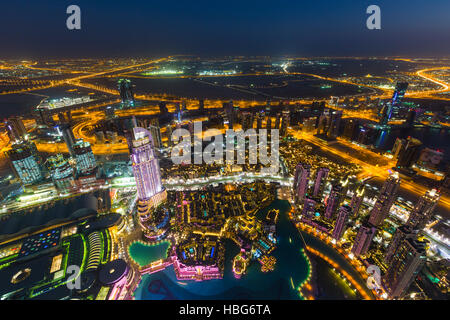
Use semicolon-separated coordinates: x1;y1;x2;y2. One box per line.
293;163;311;204
280;110;290;137
131;127;167;240
351;222;377;256
368;172;400;227
131;127;164;202
406;189;440;231
57;123;77;157
396;137;422;168
73;140;97;176
350;184;365;217
46;154;75;192
5;116;27;143
382;237;426;298
332;205;351;240
386;82;409;121
312;167;329;198
324;183;344;220
384;225;417;265
6;141;43;185
118;79;135;107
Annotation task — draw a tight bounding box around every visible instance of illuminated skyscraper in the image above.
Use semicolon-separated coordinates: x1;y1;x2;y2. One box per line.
380;171;401;195
396;137;422;168
73;140;96;175
149;125;162;150
379;103;389;126
118;79;135;107
406;189;440;231
131;127;164;202
302;117;317;133
280;110;290;137
332;205;351;240
382;238;426;298
293;163;311;204
368;172;400;227
46;154;75;192
392;82;409;105
384;225;417;265
312;167;329;198
175;102;182;123
57;123;77;157
324;183;344;220
326;110;342;139
392;137;407;159
349;184;365;217
6;141;42;185
5;116;27;142
131;127;168;240
351;222;376;256
317;111;330;135
386;82;409;121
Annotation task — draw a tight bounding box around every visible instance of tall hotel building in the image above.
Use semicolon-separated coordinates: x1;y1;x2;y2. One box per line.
130;127;167;236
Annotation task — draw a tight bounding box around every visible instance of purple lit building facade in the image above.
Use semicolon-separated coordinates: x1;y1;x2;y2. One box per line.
332;205;351;240
368;173;400;227
131;127;167;238
324;183;344;220
293;163;311;204
131;127;164;201
406;189;440;231
351;222;377;256
312;167;329;198
384;225;417;265
350;185;365;217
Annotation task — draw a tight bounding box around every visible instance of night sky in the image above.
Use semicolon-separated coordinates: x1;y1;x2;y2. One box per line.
1;0;449;58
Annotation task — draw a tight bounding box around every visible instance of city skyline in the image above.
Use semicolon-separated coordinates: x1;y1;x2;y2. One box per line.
0;1;448;306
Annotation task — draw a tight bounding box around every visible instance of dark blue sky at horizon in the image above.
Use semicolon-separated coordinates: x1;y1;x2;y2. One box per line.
1;0;449;58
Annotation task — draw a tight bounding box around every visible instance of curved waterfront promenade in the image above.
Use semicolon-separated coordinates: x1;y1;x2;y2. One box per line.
295;218;378;300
